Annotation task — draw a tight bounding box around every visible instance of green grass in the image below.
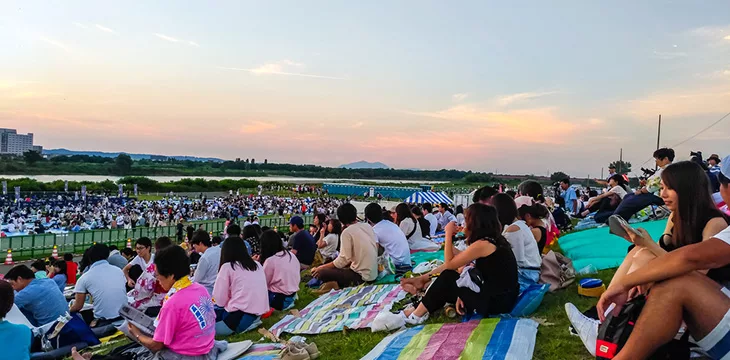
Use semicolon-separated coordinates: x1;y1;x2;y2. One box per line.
78;269;615;360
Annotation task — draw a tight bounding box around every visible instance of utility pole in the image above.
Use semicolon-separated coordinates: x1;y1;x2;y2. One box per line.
656;114;662;170
601;167;604;180
619;148;623;174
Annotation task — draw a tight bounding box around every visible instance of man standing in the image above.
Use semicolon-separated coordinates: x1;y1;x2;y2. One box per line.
560;179;579;216
5;265;68;327
612;148;674;221
71;244;127;327
421;204;438;237
289;216;317;269
191;230;221;295
594;164;617;187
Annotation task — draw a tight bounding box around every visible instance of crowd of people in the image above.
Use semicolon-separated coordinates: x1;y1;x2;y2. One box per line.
0;193;346;236
3;149;730;359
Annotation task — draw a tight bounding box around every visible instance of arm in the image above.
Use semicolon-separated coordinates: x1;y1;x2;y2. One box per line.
427;240;495;276
530;228;542;242
212;266;230;306
69;293;85;313
620;238;730;290
332;231;352;269
129;323;165;353
443;223;456;263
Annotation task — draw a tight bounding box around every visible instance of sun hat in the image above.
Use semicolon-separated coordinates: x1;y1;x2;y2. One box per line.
708;154;722;163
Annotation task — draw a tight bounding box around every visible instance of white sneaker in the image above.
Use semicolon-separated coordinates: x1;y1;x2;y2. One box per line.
565;303;598;356
403;311;428;325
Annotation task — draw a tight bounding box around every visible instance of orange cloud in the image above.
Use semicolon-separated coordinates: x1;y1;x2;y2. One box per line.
240;121;279;134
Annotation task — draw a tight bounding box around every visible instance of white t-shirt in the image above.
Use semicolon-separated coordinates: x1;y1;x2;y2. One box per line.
372;221;411;266
714;226;730;245
503;220;542;269
423;213;438;237
319;233;339;259
129;253;154;271
608;185;629;200
75;260;128;320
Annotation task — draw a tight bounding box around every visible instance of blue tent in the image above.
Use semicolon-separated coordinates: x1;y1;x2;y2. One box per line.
404;191;453;204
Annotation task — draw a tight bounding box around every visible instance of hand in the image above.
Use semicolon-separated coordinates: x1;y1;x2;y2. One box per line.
627;286;640;300
311;266;321;278
252;254;260;262
621;224;653;248
455;297;465;315
320;227;326;235
127;279;136;288
597;283;629;322
634;189;642;196
445;221;457;237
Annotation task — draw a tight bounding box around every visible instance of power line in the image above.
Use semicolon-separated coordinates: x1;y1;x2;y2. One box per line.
638;111;730;167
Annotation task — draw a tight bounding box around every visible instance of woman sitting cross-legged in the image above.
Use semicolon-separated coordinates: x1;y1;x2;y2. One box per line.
213;236;270;335
400;203;519;324
126;246;221;359
258;230;301;311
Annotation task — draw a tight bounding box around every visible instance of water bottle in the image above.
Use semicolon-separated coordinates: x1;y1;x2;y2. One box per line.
577;264;598;276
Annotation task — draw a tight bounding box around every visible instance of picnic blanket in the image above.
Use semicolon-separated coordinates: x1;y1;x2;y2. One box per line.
270;284;406;336
559;219;668;271
236;343;284;359
374;250;446;284
361;318;539;360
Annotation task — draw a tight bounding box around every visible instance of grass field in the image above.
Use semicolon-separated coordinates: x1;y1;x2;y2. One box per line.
80;267;615;360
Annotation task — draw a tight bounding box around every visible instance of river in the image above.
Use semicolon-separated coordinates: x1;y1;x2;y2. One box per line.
2;175;444;184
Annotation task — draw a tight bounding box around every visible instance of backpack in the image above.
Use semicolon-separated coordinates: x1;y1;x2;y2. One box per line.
539;251;575;292
597;295;691;359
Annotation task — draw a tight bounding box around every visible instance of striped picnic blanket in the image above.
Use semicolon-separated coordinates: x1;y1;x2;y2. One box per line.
361;318;539;360
269;284;406;336
236;343;284;360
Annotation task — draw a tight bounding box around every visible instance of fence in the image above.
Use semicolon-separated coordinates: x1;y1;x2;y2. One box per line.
0;215;314;261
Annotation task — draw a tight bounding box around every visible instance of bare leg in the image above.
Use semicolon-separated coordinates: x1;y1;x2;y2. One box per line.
615;272;730;360
626;247;656;294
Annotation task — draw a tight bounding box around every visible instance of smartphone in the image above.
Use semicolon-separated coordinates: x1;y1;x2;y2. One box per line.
608;215;642;240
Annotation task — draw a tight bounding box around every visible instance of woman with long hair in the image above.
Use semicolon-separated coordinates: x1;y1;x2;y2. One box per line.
518;180;560;246
242;224;263;256
259;230;300;311
515;196;551;253
212;237;269;335
400;203;519;324
395;203;439;252
492;193;542;293
317;219;341;262
313;213;327;242
566;161;730;355
51;259;68;292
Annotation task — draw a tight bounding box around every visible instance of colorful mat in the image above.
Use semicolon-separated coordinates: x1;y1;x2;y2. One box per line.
361;318;539;360
270;284;406;336
236;343;284;360
558;219;668;271
375;250;446;285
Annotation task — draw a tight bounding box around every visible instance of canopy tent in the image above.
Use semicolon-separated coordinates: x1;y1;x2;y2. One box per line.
404;191;453;204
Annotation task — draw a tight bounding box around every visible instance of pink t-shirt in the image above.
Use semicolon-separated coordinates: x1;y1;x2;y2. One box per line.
153;283;216;356
263;251;301;295
213;262;270;315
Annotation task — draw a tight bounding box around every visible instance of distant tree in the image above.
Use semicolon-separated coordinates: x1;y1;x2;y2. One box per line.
264;159;268;164
245;159;249;163
609;160;632;174
115;154;133;175
23;150;44;165
550;171;570;182
251;158;256;164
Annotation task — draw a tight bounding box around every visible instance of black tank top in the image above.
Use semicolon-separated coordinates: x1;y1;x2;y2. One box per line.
536;226;547;254
660;215;730;284
474;241;520;297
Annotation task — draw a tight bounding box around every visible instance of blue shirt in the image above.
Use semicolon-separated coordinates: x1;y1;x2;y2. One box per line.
290;230;316;266
14;278;68;327
0;320;31;360
52;274;67;293
562;187;578;213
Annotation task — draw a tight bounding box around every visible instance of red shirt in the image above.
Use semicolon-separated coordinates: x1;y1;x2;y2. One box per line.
66;261;78;285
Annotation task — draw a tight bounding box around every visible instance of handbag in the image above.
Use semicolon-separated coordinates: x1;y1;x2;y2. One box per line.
539;250;576;292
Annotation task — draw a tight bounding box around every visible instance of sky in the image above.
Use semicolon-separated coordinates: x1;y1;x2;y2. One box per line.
1;1;729;178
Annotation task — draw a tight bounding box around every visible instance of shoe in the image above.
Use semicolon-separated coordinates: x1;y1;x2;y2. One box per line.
565;303;598;356
292;341;320;359
279;344;310;360
402;311;428;325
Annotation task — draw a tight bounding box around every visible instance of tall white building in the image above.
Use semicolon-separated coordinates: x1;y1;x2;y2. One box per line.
0;128;42;156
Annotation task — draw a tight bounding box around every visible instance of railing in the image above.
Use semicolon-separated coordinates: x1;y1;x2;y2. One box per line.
1;215;314;261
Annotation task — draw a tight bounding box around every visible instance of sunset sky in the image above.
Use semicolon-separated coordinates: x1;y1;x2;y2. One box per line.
1;1;729;177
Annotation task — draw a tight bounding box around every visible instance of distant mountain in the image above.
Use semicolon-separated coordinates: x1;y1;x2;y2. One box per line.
43;148;225;163
338;161;390;169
